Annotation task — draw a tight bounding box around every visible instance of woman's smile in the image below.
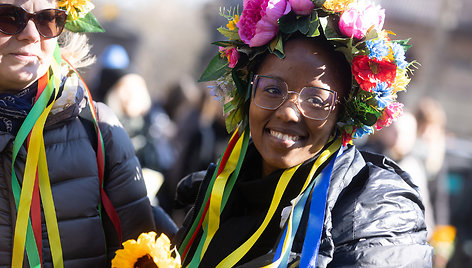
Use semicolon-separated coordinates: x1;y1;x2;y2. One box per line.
267;128;304;147
10;51;39;62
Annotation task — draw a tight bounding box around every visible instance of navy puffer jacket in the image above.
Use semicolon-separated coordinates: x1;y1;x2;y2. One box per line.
175;144;433;267
0;84;155;267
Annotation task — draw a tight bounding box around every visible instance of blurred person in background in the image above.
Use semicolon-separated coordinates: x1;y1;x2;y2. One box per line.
414;97;449;225
0;0;162;266
159;77;228;221
94;43;130;102
98;43;177;177
105;69;179;236
414;97;455;268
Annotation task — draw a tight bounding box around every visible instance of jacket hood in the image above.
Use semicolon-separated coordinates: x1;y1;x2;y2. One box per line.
45;68;88;128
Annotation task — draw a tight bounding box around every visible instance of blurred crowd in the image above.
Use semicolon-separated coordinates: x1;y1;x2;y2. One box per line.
82;1;472;267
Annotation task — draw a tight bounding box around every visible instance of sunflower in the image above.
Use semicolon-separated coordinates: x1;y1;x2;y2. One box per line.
112;232;181;268
58;0;95;21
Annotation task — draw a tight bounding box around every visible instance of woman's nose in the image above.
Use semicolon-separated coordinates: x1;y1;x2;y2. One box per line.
16;20;41;42
274;96;302;122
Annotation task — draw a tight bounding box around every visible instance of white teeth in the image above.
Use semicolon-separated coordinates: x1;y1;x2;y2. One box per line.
269;130;300;141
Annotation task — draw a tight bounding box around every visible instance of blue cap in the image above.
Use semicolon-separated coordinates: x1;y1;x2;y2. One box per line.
100;44;130;69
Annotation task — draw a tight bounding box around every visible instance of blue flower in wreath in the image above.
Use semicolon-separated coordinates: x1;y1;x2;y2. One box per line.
366;39;389;61
391;42;408;70
353;125;374;139
372;82;394;109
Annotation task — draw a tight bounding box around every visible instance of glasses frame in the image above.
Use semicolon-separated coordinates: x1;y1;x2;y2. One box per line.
0;4;67;38
251;74;338;121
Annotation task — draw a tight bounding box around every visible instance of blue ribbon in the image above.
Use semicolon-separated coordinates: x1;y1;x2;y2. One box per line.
299;148;343;267
273;176;314;266
273;147;343;267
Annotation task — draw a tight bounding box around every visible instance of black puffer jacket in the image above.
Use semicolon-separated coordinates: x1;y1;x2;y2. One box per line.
0;84;155;267
175;144;433;267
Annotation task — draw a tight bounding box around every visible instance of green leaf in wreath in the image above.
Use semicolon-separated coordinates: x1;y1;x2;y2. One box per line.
198;53;230;82
232;69;247;97
269;34;284;59
212;40;243;47
391;39;412;53
364;27;379;41
217;27;240;40
348;97;381;126
319;16;337;40
279;13;299;34
223;101;236;115
297;15;311;35
65;13;104;33
307;11;320;37
312;0;326;7
238;46;267;61
225;105;244;133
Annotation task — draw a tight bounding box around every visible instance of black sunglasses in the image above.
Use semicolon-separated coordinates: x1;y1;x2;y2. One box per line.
0;4;67;38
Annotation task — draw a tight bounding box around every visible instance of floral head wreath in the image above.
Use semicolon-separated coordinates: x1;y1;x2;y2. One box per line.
58;0;104;33
200;0;417;146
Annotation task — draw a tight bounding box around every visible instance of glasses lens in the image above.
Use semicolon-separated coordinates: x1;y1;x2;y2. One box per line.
299;87;335;120
253;76;287;110
0;5;24;35
35;9;66;38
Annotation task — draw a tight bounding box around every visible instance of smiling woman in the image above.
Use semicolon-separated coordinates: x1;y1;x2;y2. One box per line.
174;0;433;267
250;38;349;177
0;0;158;267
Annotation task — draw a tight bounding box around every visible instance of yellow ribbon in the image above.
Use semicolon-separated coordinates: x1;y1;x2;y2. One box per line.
12;57;63;267
12;93;54;267
38;141;63;267
262;138;342;268
220;138;342;268
217;164;300;267
199;130;245;260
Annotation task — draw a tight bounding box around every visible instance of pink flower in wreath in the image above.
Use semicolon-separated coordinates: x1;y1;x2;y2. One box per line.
339;3;385;39
238;0;291;47
219;46;240;68
288;0;314;15
376;102;404;130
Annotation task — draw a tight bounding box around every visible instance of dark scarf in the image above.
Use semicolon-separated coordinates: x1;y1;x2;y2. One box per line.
192;142;321;267
0;82;38;134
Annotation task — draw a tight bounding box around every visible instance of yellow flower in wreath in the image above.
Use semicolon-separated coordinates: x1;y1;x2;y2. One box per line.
323;0;355;13
112;232;181;268
58;0;95;20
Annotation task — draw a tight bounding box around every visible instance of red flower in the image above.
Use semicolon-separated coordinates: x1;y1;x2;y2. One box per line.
352;55;397;92
342;126;356;147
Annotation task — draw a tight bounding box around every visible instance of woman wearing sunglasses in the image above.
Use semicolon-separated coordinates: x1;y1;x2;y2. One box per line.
0;0;158;267
175;1;432;267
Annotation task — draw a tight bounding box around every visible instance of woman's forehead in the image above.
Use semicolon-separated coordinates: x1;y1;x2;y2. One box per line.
257;38;348;93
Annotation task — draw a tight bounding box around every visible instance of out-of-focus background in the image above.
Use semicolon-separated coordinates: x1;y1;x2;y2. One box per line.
80;0;471;267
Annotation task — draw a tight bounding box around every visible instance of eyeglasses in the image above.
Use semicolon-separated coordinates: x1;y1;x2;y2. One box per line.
0;4;67;38
252;75;338;120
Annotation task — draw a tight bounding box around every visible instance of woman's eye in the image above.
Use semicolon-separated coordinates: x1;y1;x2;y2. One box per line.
306;96;324;106
263;87;283;96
